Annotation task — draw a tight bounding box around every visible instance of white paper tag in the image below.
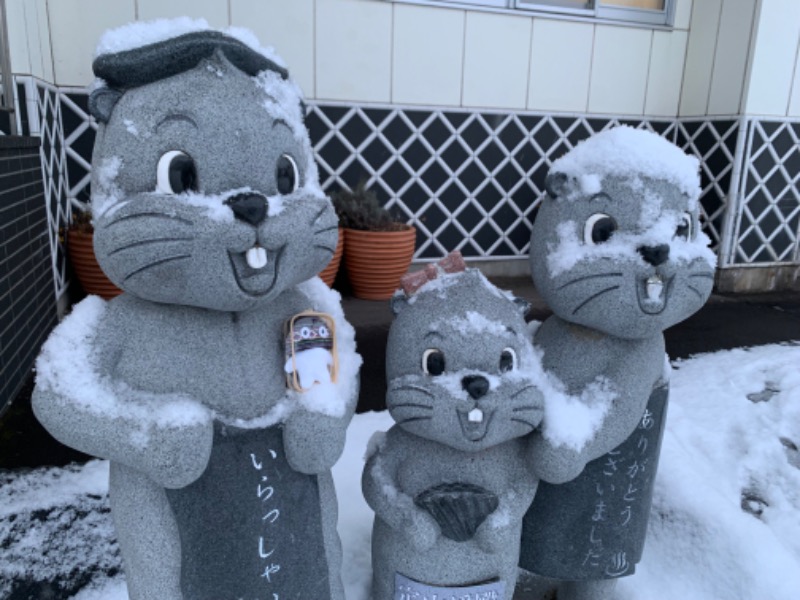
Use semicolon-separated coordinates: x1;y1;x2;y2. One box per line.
394;572;505;600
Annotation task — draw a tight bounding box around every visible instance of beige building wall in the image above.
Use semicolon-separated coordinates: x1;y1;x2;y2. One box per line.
679;0;800;119
5;0;696;118
744;0;800;117
8;0;799;119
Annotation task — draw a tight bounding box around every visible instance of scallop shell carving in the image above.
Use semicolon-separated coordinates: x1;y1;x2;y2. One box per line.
414;482;499;542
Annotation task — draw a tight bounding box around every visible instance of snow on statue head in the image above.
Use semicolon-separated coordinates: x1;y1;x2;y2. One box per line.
519;127;716;600
32;19;359;600
364;257;551;599
530;125;716;339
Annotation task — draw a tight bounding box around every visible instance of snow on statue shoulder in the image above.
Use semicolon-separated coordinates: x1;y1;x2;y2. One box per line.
32;19;359;600
520;126;715;600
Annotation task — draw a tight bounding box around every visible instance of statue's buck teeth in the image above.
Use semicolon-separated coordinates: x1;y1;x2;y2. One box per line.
468;408;483;423
646;276;663;302
246;246;268;269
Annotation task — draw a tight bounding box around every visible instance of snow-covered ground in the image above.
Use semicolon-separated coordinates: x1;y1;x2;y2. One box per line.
2;343;799;600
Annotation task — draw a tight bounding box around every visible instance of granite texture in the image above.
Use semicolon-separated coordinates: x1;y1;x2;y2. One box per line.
521;384;668;579
33;28;355;600
363;269;545;600
520;128;715;600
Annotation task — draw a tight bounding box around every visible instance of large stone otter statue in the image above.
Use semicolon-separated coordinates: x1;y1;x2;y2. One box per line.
33;21;360;600
519;126;716;600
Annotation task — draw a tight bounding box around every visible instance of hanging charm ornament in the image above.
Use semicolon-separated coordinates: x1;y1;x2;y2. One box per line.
284;311;338;392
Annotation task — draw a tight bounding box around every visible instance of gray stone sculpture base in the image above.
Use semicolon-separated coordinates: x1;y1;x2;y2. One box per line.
520;384;668;581
165;423;329;599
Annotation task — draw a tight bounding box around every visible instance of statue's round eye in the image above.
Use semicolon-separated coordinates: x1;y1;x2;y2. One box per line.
300;327;311;339
157;151;197;194
422;349;445;376
499;348;517;373
584;213;617;245
675;212;693;241
318;325;329;338
276;154;299;195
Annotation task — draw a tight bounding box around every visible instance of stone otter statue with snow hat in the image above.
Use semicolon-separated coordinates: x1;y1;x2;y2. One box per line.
32;21;360;600
518;126;716;600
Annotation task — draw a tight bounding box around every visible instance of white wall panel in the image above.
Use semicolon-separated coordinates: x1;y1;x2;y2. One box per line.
136;0;229;28
392;4;464;106
645;30;687;117
22;0;46;79
787;43;800;117
673;0;693;30
48;0;136;86
589;25;652;115
230;0;314;97
528;19;593;113
744;0;800;116
5;0;32;75
462;11;531;109
5;0;53;80
679;0;721;117
707;0;756;116
316;0;392;103
33;0;54;82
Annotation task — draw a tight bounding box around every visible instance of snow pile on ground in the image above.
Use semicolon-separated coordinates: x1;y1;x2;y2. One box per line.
0;462;120;599
620;343;800;600
2;343;799;599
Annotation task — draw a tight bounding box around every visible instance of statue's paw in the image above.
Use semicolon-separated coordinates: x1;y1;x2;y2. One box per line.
528;439;587;485
145;418;214;488
283;411;346;474
533;454;587;484
404;510;440;551
473;519;505;554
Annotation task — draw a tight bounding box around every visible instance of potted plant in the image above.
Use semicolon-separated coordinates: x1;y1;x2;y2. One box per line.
331;180;416;300
66;206;122;300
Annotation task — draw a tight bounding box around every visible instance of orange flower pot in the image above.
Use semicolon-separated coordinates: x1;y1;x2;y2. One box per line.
318;228;344;287
67;229;123;300
343;226;416;300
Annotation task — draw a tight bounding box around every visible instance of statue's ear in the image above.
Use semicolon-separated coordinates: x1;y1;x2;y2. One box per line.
390;292;410;316
544;171;569;199
88;87;123;123
512;296;532;318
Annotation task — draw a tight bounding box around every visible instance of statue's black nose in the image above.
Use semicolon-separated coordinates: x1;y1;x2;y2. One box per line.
462;375;490;400
226;193;268;225
638;244;670;267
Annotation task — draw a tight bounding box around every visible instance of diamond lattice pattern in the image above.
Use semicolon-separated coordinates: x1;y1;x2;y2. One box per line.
735;120;800;264
10;87;750;268
307;106;707;260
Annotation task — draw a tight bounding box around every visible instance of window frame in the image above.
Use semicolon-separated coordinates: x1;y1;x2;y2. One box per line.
383;0;676;27
594;1;675;26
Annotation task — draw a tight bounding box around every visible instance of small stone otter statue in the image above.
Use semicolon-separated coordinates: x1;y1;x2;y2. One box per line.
363;258;548;600
519;126;716;600
33;20;359;600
